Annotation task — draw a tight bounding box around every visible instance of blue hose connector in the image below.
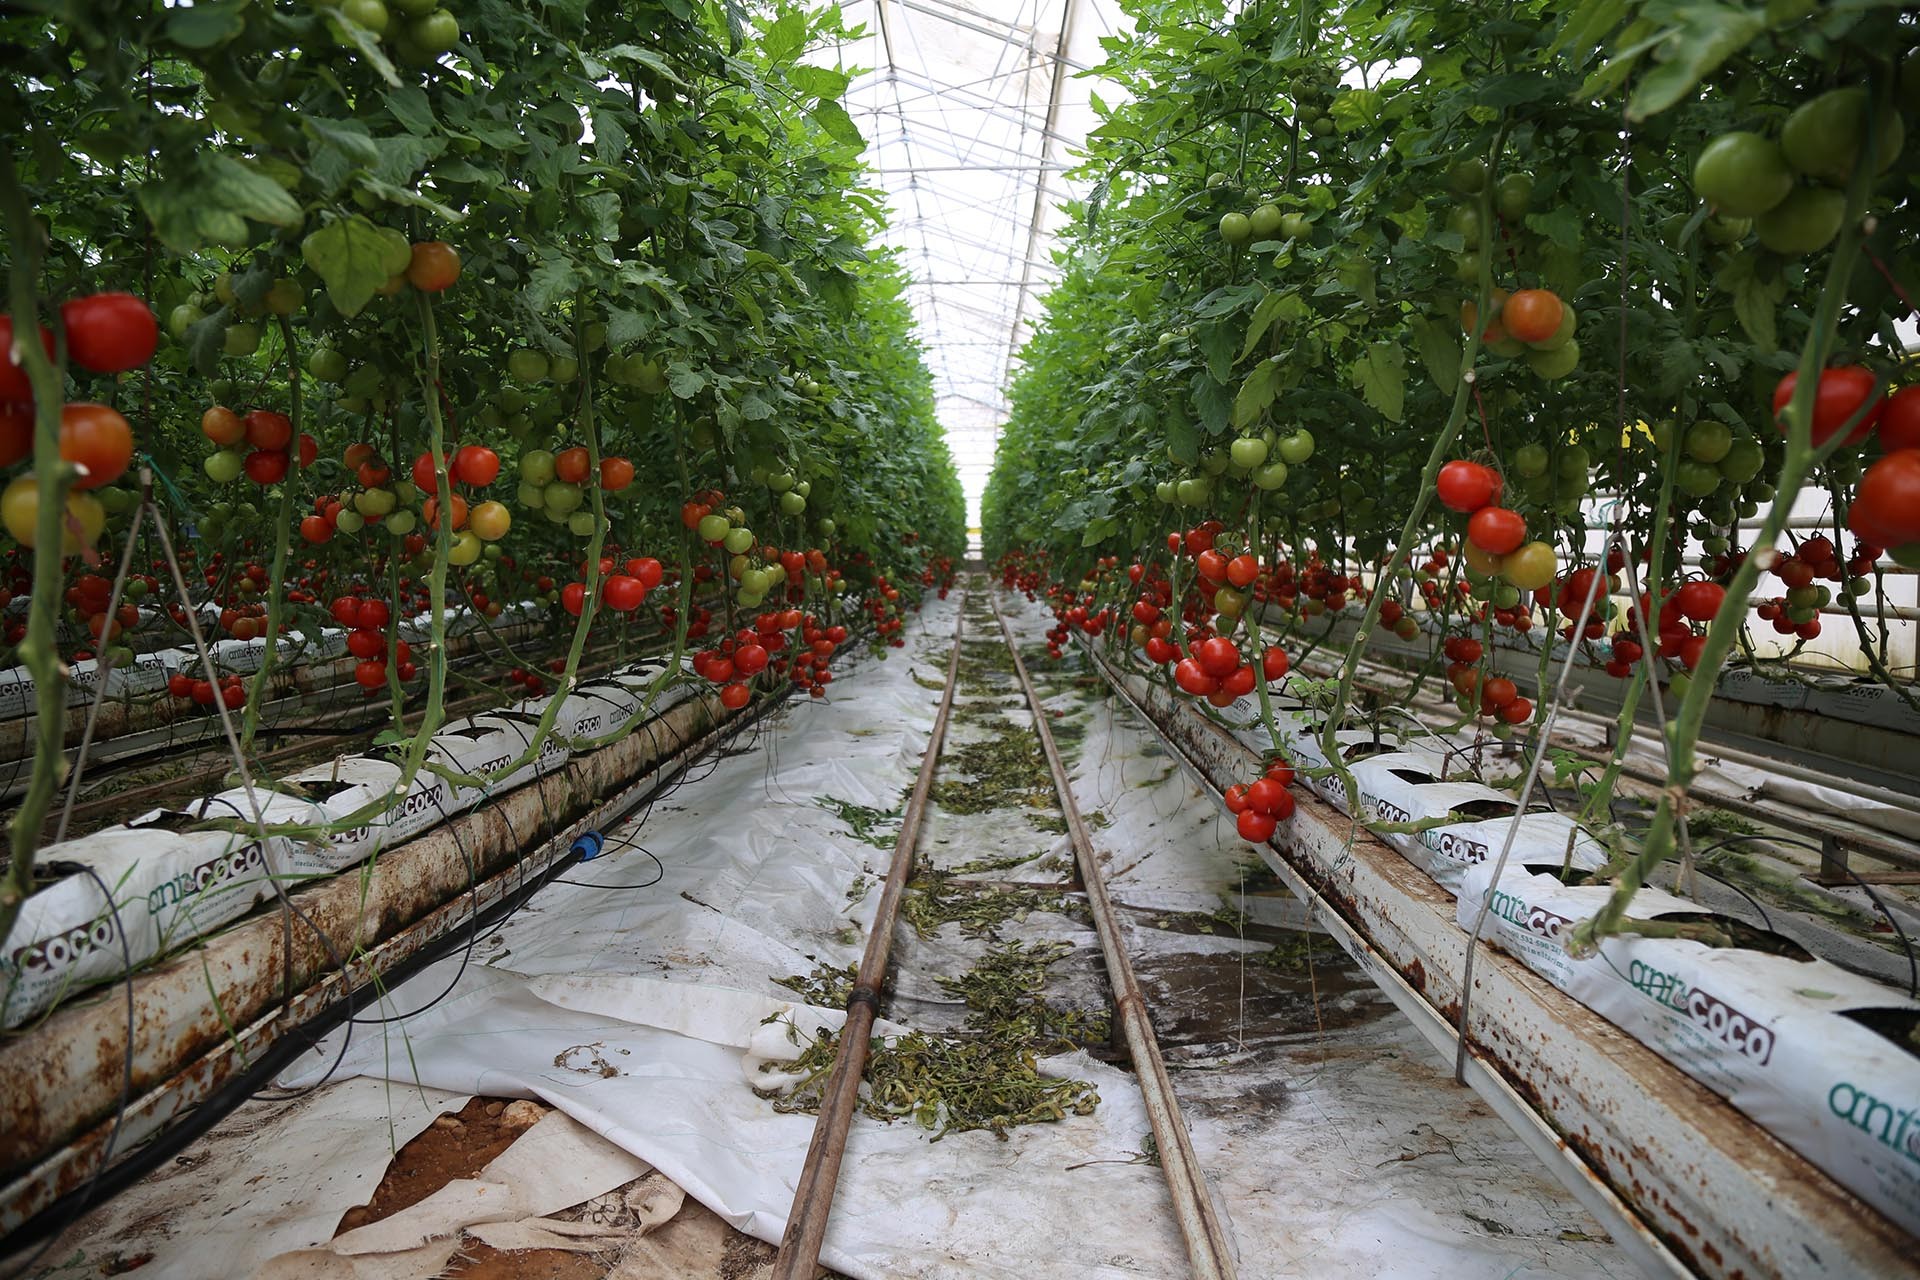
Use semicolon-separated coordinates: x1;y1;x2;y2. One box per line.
571;829;606;861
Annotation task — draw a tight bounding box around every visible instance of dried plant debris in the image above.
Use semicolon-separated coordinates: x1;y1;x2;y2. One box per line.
911;669;949;691
937;940;1110;1052
942;849;1044;877
774;960;858;1008
928;726;1055;816
816;794;904;849
902;865;1088;939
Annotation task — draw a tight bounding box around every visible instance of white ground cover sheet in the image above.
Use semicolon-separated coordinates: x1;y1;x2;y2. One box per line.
32;588;1635;1279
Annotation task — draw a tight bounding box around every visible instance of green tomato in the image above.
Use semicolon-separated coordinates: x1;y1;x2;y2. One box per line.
779;490;807;516
341;0;389;35
1718;438;1765;483
547;354;579;383
1756;185;1846;256
723;527;755;554
566;511;598;537
1173;476;1207;506
768;471;795;492
1685;420;1734;464
204;450;245;484
1446;204;1483;250
507;349;550;383
167;303;204;340
817;518;836;537
544;482;585;516
1249;204;1284;239
1155;480;1176;504
385;509;417;535
1780;87;1905;187
447;530;483;566
1495;172;1533;222
1527;340;1579;380
1252;460;1290;491
741;567;773;596
1276;430;1314;464
307;348;348;382
520;449;556;485
1514;443;1549;477
1446;156;1487;195
409;7;459;53
1692;132;1794;218
223;323;261;357
1674;459;1722;498
1279;213;1312;240
1229;436;1268;470
697;512;731;542
335;508;365;534
1200;450;1230;477
264;279;303;316
1219;212;1253;248
354;487;397;517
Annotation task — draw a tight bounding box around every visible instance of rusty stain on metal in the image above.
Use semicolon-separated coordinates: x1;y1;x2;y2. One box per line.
0;686;758;1229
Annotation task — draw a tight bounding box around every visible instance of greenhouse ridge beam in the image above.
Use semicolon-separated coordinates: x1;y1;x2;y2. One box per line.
1010;0;1079;371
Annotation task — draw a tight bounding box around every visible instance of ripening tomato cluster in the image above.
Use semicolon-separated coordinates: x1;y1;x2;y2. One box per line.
62;572;149;647
1223;759;1298;843
920;554;957;600
166;669;247;710
865;574;906;648
505;666;550;698
558;554;667;618
327;595;418;692
199;405;318;489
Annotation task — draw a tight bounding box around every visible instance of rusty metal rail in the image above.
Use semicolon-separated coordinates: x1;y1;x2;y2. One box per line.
991;594;1239;1280
771;595;968;1280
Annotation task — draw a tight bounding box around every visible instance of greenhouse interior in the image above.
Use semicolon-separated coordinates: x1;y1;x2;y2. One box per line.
3;0;1920;1276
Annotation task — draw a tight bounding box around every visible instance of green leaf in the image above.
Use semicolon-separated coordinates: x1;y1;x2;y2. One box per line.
385;87;437;135
1167;414;1199;467
1551;0;1630;59
327;12;402;87
1476;72;1559;106
808;101;865;149
763;10;808;63
668;361;707;398
305;117;380;166
1336;258;1377;308
1626;7;1767;120
1408;315;1461;391
300;215;411;317
1329;88;1383;131
1350;342;1407;422
207;155;303;227
602;44;688;88
1232;358;1280;429
1238;289;1294;362
183;307;230;376
165;0;247;49
1718;249;1782;349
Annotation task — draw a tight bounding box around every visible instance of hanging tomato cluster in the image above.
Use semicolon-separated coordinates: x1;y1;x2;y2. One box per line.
328;595;416;692
1223;759;1298;843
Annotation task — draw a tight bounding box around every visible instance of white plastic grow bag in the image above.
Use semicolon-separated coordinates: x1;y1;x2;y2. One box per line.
1457;861;1920;1234
283;755;467;875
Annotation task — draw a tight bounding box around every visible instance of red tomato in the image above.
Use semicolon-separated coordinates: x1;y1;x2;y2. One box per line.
412;451;441;492
1260;645;1289;681
61;293;158;373
1223;783;1249;814
331;596;362;626
0;318;53;400
297;434;318;469
1194;635;1240;678
1855;449;1920;546
600;456;635;491
354;659;388;689
626;556;663;589
358;599;391;628
734;642;768;674
347;629;384;658
244;409;293;450
1226;554;1259;588
719;682;751;710
1501;289;1564;344
1245;777;1287;816
244;449;289;485
58;403;134;489
560;582;588;616
554;446;590;485
1174;657;1219;695
1482;676;1517;707
453;444;500;487
1436;460;1501;513
1773;366;1882;446
202;405;245;446
603;574;646;611
406;241;461;292
1881;386;1920;453
1500;697;1532;724
1467;506;1526;555
299;514;333;543
1236;809;1277;843
0;402;32;467
1674;580;1727;622
1195;548;1228;583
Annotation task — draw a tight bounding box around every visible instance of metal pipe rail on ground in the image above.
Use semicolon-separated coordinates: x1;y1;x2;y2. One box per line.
991;594;1238;1280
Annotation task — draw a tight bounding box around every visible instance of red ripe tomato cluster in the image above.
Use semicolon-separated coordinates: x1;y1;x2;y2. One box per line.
167;669;247;710
330;595;416;691
506;667;547;698
413;443;502;493
63;572;146;645
200;405;314;486
866;574;905;649
559;554;666;618
1223;759;1297;842
0;294;154;486
1164;635;1291;708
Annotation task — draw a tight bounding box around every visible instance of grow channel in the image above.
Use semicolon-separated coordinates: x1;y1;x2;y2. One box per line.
20;582;1631;1279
